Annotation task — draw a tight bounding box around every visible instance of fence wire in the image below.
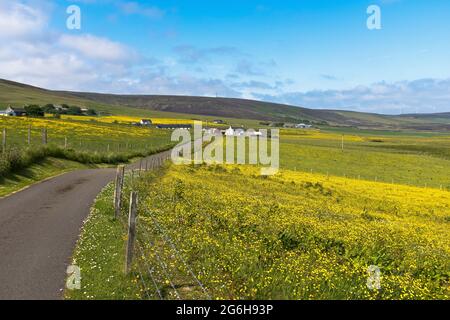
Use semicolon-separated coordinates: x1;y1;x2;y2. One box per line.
117;165;213;299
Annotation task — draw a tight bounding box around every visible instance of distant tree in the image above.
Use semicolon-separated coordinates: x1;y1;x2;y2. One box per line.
66;106;82;115
61;104;70;109
86;109;97;116
24;105;44;117
43;104;56;114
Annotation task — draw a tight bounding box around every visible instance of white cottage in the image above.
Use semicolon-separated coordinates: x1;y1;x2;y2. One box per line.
224;126;245;136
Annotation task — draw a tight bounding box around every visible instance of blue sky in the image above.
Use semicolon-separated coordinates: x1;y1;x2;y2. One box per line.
0;0;449;114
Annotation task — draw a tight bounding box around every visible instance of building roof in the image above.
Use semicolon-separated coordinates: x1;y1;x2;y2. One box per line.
8;107;27;112
156;124;192;129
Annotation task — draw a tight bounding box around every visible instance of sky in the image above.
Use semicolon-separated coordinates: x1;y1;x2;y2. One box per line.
0;0;449;114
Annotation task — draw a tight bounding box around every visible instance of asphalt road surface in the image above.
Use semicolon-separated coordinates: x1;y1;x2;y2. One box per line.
0;150;172;300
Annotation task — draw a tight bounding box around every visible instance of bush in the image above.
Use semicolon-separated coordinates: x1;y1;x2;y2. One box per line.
43;104;56;113
67;106;82;115
24;105;44;117
87;109;97;116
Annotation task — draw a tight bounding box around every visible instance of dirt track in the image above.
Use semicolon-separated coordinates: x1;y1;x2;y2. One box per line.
0;150;172;300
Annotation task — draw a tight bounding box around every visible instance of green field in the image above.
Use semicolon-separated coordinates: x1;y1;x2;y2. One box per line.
280;129;450;189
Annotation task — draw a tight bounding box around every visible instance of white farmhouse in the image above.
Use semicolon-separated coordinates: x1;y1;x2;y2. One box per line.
246;129;263;137
203;128;222;136
295;123;313;129
225;126;245;136
0;106;27;117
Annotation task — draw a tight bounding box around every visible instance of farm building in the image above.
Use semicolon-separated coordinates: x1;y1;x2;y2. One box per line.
0;106;27;117
295;123;313;129
246;129;263;137
203;128;222;136
140;119;152;126
225;126;245;136
156;124;192;130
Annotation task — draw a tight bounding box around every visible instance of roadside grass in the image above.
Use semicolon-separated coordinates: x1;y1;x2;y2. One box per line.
0;143;175;179
0;157;97;197
65;182;144;300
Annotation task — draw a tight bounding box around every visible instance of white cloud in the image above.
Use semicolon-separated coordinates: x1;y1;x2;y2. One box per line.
0;1;48;39
118;1;165;19
173;45;244;64
0;1;242;97
253;79;450;114
59;34;135;62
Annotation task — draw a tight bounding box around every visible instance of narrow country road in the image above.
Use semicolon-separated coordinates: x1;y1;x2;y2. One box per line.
0;150;172;300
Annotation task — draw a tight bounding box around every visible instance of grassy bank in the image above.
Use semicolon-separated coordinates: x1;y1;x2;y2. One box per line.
0;143;175;179
0;157;98;198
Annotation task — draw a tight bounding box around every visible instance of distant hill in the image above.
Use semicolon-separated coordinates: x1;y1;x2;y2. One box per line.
0;78;449;130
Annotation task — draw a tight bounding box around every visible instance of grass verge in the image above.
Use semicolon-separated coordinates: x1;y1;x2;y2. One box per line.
65;180;146;300
0;157;97;198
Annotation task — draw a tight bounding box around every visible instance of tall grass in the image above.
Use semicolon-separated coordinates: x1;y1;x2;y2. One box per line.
0;143;174;178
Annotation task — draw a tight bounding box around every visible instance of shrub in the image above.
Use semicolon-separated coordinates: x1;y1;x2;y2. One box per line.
24;105;44;117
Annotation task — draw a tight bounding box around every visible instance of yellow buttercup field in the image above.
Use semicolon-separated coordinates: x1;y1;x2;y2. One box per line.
57;114;198;125
0;116;172;152
69;162;450;300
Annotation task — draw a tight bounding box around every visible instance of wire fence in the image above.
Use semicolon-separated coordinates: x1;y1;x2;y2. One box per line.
0;123;172;156
114;151;211;300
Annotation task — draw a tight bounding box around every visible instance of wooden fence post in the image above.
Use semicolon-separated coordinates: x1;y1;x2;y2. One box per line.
125;191;138;274
28;125;31;146
2;128;6;154
114;165;125;219
64;137;68;149
42;128;47;145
